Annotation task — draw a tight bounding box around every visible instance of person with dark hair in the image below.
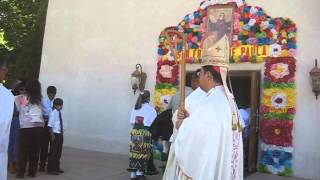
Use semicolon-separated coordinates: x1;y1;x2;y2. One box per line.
39;85;57;171
171;69;201;114
163;65;244;180
8;80;26;174
0;59;15;180
15;80;44;178
127;90;157;179
47;98;64;175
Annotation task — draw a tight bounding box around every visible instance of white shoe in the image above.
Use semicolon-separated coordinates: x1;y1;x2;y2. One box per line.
136;170;144;176
130;172;137;179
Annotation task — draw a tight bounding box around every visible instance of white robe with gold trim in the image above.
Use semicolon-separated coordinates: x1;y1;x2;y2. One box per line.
163;86;243;180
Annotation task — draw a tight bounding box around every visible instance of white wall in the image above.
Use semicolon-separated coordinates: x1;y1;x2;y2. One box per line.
39;0;200;153
40;0;320;179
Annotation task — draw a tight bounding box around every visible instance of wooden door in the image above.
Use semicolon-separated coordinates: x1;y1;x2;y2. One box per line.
247;71;260;173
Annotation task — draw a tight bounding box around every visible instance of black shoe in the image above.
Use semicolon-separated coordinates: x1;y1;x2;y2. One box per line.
58;169;64;173
144;170;159;175
47;171;59;175
16;174;24;179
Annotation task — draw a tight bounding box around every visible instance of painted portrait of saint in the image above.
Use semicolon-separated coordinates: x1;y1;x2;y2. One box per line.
201;4;235;64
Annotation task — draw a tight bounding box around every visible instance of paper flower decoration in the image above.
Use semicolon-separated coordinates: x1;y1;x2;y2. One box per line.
270;63;289;79
264;57;296;83
260;120;293;147
263;88;296;113
154;86;177;112
271;93;288;109
159;65;173;78
259;143;293;176
156;60;179;85
270;44;282;57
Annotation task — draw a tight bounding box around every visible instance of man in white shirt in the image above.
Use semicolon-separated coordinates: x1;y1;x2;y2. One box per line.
40;86;57;171
0;59;14;180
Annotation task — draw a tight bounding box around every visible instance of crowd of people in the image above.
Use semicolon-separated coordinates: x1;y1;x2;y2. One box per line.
0;59;65;179
2;56;247;180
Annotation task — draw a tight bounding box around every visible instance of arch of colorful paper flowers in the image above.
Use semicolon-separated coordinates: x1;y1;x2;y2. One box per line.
155;0;297;108
156;0;297;65
154;0;297;176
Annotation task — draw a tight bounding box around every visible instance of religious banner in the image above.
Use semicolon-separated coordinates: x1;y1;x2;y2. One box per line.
201;4;235;66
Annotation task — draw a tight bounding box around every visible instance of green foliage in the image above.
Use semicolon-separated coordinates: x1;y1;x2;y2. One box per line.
0;0;37;50
0;0;49;84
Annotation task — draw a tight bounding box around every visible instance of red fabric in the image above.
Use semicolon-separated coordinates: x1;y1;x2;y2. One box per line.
212;66;220;74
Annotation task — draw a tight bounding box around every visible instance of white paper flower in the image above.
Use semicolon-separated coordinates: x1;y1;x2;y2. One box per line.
167;51;175;61
270;62;289;79
248;19;256;26
250;7;258;14
160;95;172;110
271;93;288;109
270;43;282;57
159;65;173;78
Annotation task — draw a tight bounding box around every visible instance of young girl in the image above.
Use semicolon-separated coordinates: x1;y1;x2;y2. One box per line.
15;80;44;178
127;90;157;179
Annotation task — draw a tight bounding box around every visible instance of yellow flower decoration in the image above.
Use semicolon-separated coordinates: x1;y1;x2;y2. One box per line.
263;88;296;113
155;88;177;112
280;50;289;57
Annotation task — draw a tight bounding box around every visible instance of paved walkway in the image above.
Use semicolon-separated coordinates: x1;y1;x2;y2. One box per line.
8;147;307;180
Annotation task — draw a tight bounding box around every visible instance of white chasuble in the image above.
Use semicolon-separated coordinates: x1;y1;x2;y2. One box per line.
164;86;243;180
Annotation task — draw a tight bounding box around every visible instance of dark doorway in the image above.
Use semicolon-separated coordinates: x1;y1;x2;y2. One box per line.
229;71;261;176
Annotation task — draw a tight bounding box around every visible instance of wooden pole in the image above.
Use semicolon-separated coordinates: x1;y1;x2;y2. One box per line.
179;34;187;110
164;30;187;110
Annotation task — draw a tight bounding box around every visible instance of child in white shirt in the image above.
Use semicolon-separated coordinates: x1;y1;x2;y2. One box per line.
47;98;64;175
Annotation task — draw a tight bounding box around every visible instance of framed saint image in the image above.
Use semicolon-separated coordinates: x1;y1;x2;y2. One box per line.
201;3;235;65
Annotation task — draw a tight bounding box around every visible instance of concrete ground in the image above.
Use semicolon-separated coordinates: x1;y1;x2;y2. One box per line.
8;147;308;180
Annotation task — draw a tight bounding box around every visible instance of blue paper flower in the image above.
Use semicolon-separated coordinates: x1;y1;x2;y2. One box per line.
260;148;293;175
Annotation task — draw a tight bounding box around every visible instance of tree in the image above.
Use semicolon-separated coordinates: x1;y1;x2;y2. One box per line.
0;0;49;85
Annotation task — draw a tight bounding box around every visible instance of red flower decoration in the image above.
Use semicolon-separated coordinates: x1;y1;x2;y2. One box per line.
260;120;293;147
264;57;296;83
156;60;179;85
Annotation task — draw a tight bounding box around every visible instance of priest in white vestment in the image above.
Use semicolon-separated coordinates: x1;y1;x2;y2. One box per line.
0;59;15;180
163;65;243;180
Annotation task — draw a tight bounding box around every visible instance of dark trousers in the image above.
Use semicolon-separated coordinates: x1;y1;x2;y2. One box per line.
8;116;20;162
18;127;43;176
147;150;156;172
47;133;63;172
39;120;50;167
